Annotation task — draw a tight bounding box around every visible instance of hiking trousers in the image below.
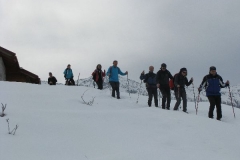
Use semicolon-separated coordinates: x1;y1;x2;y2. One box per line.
96;79;103;90
174;88;187;111
147;86;158;106
65;78;75;85
160;86;171;109
208;96;222;120
110;82;120;98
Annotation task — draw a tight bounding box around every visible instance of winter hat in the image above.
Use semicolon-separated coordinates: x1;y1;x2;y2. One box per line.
96;64;102;69
180;68;187;73
209;66;216;71
161;63;167;68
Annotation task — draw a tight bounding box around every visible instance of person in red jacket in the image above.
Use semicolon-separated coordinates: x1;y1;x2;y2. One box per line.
92;64;106;90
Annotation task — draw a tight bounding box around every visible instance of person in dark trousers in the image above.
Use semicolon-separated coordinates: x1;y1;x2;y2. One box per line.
198;66;229;120
156;63;173;109
48;72;57;85
106;60;128;99
173;68;193;113
92;64;106;90
140;66;158;107
63;64;75;85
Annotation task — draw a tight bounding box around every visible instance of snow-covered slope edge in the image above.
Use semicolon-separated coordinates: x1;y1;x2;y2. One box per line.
0;81;239;160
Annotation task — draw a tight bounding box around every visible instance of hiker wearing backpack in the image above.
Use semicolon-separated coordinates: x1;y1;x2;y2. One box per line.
173;68;193;113
63;64;75;85
92;64;106;90
107;60;128;99
156;63;173;109
198;66;229;120
140;66;158;107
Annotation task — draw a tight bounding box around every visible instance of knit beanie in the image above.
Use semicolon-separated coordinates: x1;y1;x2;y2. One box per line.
209;66;216;71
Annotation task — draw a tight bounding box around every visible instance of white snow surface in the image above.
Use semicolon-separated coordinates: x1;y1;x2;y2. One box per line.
1;81;240;160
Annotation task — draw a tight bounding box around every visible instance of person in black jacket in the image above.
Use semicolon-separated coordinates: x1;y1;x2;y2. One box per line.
48;72;57;85
173;68;193;113
140;66;158;107
198;66;229;120
156;63;173;110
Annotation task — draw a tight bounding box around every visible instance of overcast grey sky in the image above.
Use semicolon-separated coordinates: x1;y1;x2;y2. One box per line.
0;0;239;85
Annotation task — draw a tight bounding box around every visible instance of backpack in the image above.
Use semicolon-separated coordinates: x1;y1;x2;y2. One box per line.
109;66;119;78
169;73;179;90
143;74;148;83
143;73;156;87
92;72;96;81
92;69;98;81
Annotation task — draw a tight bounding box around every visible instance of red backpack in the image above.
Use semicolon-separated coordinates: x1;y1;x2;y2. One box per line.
169;73;179;90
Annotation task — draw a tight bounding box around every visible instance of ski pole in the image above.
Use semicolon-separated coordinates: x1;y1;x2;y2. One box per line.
178;87;181;110
158;89;161;107
77;73;80;86
106;76;112;95
136;80;142;103
93;81;95;88
228;86;236;118
192;83;197;111
196;91;200;115
127;74;131;98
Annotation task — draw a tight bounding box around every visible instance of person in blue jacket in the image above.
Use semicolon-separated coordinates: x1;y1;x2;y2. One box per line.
198;66;229;120
63;64;75;85
140;66;158;107
107;60;128;99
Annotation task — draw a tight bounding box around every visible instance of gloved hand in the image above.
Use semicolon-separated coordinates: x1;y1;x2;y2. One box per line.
226;80;230;86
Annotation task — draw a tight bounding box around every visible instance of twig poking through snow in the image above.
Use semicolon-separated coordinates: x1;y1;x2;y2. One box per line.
1;103;7;117
6;118;10;134
6;119;19;135
81;90;95;106
11;125;19;135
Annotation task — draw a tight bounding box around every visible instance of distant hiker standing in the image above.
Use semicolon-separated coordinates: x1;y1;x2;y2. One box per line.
198;66;229;120
63;64;75;85
140;66;158;107
92;64;106;90
107;60;128;99
48;72;57;85
173;68;193;113
156;63;173;109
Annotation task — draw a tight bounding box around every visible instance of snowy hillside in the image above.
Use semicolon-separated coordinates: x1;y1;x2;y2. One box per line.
1;81;240;160
76;76;240;108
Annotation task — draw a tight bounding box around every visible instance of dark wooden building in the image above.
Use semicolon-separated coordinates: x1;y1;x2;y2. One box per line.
0;46;40;84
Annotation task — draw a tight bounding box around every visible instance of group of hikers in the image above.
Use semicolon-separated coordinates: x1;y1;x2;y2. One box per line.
139;64;229;121
48;60;230;121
